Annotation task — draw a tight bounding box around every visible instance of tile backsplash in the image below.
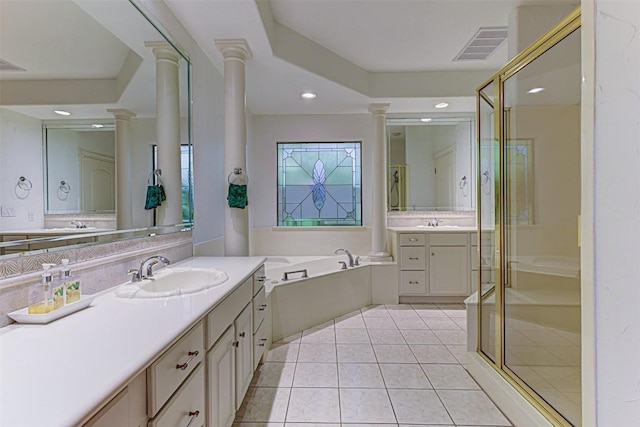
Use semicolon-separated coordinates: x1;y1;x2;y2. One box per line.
387;210;476;228
0;230;193;328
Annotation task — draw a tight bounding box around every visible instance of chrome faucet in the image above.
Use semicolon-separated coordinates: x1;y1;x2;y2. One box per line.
427;218;442;227
70;220;86;229
335;248;354;267
138;255;171;279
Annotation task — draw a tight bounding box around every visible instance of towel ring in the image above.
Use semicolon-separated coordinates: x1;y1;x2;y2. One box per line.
228;168;248;185
17;176;32;191
148;169;163;185
458;176;467;190
57;180;71;201
481;171;491;195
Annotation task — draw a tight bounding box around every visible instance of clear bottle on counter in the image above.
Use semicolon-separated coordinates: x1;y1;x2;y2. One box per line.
28;263;56;314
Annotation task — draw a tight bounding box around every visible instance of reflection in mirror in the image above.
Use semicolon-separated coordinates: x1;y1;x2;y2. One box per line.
0;0;192;260
45;124;116;213
387;117;475;211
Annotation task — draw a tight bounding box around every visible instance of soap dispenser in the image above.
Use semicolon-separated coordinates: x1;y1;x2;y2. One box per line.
61;258;81;304
28;263;56;314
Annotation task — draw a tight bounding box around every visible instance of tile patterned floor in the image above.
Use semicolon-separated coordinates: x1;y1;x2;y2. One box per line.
233;303;512;427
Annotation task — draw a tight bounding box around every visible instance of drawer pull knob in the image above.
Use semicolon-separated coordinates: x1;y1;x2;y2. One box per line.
260;338;267;342
258;275;267;282
409;281;419;284
233;341;240;348
176;351;199;370
258;343;266;347
432;253;435;256
186;410;200;427
409;257;419;260
239;332;246;338
409;238;418;242
259;304;268;311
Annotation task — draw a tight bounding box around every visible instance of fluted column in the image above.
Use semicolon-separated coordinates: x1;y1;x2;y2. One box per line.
369;103;392;262
216;39;252;256
146;41;182;226
107;109;136;229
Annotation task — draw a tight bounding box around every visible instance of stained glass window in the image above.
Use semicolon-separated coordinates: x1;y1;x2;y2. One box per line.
277;142;362;226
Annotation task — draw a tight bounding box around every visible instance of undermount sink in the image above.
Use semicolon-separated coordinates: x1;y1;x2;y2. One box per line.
115;267;229;299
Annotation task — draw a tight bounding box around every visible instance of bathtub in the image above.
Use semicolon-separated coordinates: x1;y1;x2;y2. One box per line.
265;255;373;341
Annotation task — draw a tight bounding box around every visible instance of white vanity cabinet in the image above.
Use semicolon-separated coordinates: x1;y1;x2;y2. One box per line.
234;302;253;407
207;326;236;427
394;230;476;301
84;372;146;427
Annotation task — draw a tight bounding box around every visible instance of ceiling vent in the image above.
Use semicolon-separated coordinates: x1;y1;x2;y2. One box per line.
454;27;508;61
0;59;26;72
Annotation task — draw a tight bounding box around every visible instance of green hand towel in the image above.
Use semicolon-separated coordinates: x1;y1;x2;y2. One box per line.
227;183;248;208
145;185;162;210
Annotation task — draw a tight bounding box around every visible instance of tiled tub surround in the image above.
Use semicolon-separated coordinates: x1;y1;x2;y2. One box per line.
0;230;193;327
234;303;512;426
0;256;265;426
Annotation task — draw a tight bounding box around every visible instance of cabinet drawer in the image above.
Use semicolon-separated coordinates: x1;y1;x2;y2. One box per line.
429;233;467;246
253;320;268;370
207;277;252;349
253;264;266;296
148;322;204;418
400;246;426;270
253;286;267;333
400;233;425;246
149;364;205;427
399;271;427;295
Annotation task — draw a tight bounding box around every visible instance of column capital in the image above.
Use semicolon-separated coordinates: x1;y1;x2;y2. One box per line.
107;109;136;121
145;41;181;64
215;39;252;61
368;103;390;115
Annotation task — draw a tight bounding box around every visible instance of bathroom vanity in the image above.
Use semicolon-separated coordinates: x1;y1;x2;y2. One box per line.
388;227;478;302
0;256;269;427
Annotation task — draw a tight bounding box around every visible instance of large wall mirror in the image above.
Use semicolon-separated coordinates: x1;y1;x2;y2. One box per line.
0;0;192;257
387;117;476;212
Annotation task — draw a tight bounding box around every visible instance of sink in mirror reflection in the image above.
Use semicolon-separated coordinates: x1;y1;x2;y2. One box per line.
115;267;229;299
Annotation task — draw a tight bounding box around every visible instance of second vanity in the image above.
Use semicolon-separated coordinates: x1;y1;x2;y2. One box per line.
388;226;478;303
0;256;268;427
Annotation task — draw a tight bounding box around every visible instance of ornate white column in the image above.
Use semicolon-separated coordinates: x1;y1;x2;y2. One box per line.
369;103;392;262
107;108;136;229
146;41;182;226
216;39;252;256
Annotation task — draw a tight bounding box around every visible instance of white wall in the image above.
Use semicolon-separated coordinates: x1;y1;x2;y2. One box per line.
0;108;44;230
405;126;437;209
249;114;374;255
588;0;640;424
137;0;226;248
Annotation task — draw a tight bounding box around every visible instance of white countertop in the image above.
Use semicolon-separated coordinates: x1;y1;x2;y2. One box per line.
0;228;112;235
387;226;478;232
0;256;265;427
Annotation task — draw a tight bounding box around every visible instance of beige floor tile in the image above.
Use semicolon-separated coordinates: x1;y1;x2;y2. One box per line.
388;310;421;320
392;318;430;329
335;327;371;344
293;362;338;387
531;366;581;392
233;423;284;427
400;329;440;345
298;343;337;363
274;332;302;344
368;328;406;344
337;343;377;363
432;329;467;345
410;345;458;364
422;318;462;330
338;363;385;388
301;328;336;344
421;364;479;390
265;343;299;363
507;346;567;366
388;389;453;425
340;388;397;424
286;388;340;423
373;344;417;363
445;344;468;365
365;317;399;329
334;314;367;329
379;363;432;389
361;305;391;318
235;387;291;423
437;390;511;426
251;362;296;387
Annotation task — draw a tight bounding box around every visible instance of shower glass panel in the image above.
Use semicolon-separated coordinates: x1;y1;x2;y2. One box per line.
502;27;581;426
477;80;497;362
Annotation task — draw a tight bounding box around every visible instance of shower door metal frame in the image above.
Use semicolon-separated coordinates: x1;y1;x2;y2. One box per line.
475;7;582;427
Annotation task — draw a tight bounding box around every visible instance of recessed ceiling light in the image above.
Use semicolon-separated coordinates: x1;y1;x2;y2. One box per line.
301;92;317;100
434;102;449;109
91;124;104;129
54;110;71;116
420;118;432;122
527;87;545;94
